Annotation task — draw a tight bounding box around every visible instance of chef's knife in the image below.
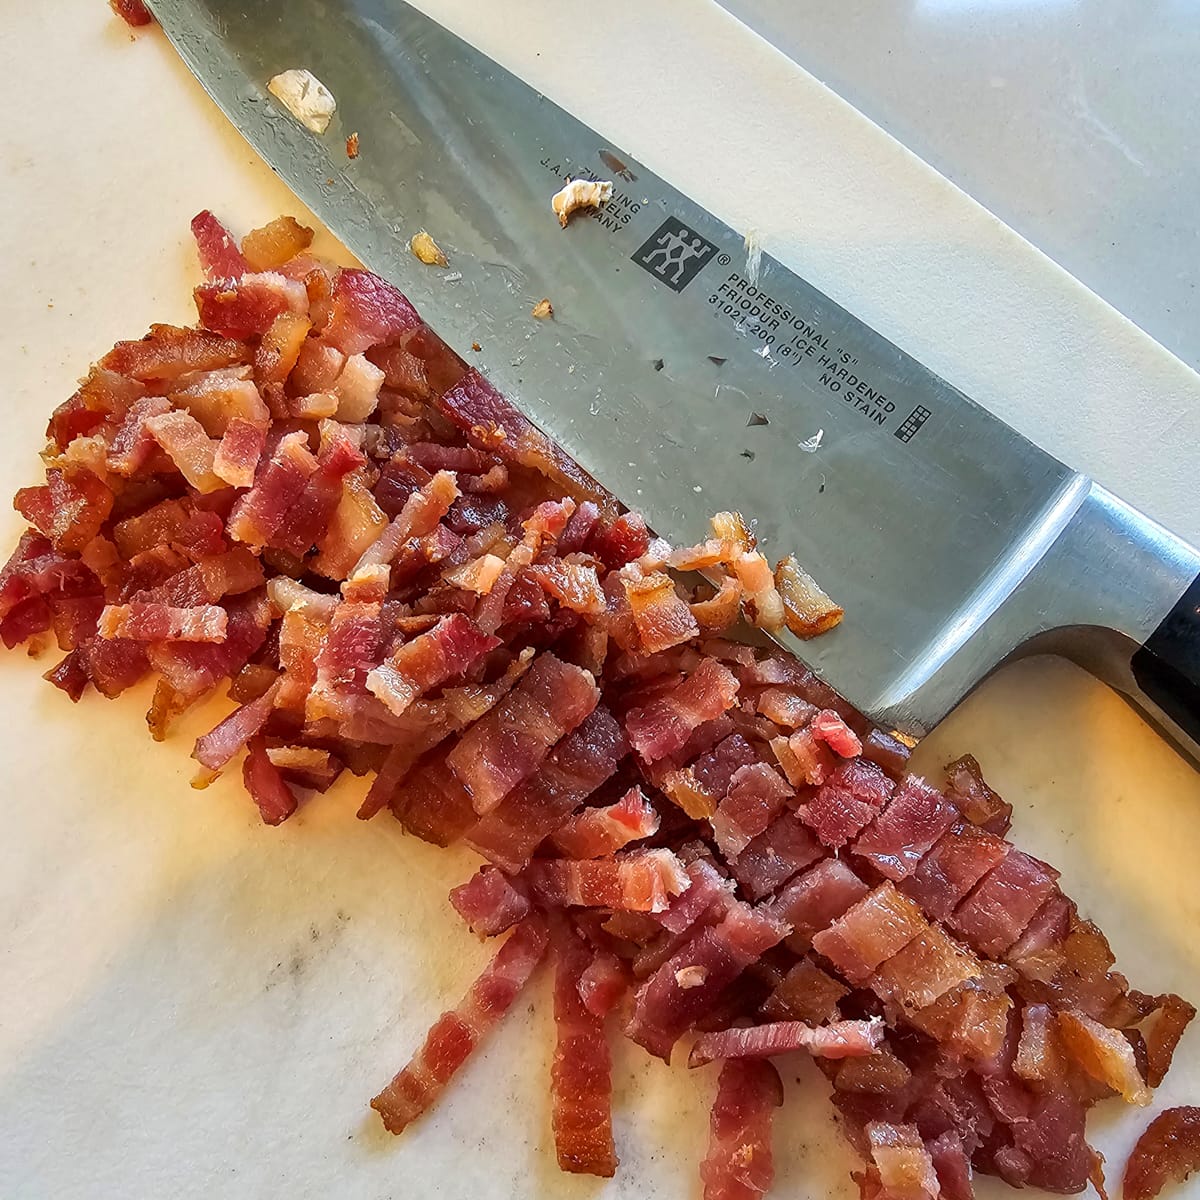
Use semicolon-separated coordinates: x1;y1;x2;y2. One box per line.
148;0;1200;763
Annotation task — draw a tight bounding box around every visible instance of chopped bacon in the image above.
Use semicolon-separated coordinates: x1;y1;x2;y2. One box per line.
854;776;959;881
770;727;835;788
227;431;318;550
578;952;629;1018
900;821;1010;921
145;410;222;492
100;323;249;382
712;763;794;862
810;708;863;758
371;916;549;1134
768;858;869;951
241;216;314;272
1141;993;1197;1088
242;736;298;825
352;469;459;575
15;468;113;554
801;758;894;849
699;1058;783;1200
774;554;843;639
550;917;619;1177
195;272;307;339
98;602;227;643
623;569;700;653
761;959;848;1025
862;1123;940;1200
626;657;739;764
191;210;248;279
811;883;928;985
1057;1010;1151;1105
873;924;982;1013
366;614;498;716
1123;1107;1200;1200
449;867;531;937
729;812;823;901
732;550;784;632
524;849;690;914
324;268;422;355
944;753;1013;836
689;1018;883;1067
212;417;266;489
446;652;598;814
551;786;660;858
949;849;1059;957
860;728;913;780
270;429;366;558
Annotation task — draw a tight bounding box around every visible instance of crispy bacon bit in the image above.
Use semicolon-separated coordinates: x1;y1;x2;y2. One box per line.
551;787;660;858
949;849;1059;957
944;753;1013;836
730;812;822;901
811;883;927;985
1057;1010;1151;1105
770;727;835;788
111;0;154;25
324;268;422;355
98;602;227;643
699;1058;782;1200
761;960;848;1025
900;821;1010;921
579;952;628;1018
863;1123;940;1200
768;858;869;951
689;1018;883;1067
810;709;863;758
346;132;360;160
552;178;613;227
449;867;531;937
410;230;448;267
801;758;893;849
712;763;794;862
732;550;785;632
1123;1107;1200;1200
241;216;314;272
623;569;700;653
551;917;619;1177
15;468;113;554
191;210;247;279
774;554;843;639
854;776;958;881
195;272;307;339
1142;993;1197;1088
532;298;554;319
371;917;549;1134
242;736;298;825
524;849;690;914
626;657;739;764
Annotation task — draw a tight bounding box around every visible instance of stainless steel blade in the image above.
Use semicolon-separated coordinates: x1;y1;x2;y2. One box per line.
148;0;1200;748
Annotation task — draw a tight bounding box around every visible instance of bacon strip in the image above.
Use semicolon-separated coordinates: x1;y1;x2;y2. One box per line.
1123;1107;1200;1200
699;1058;783;1200
689;1018;883;1067
550;917;619;1177
371;916;550;1135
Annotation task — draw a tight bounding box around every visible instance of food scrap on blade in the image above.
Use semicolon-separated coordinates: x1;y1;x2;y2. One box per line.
5;210;1193;1200
532;298;554;320
552;178;613;228
267;68;337;134
410;230;448;267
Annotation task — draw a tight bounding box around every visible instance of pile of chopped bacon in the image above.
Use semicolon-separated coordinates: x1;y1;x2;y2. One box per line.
4;212;1192;1200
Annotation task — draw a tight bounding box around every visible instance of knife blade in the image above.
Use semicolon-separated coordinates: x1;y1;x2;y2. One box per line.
148;0;1200;761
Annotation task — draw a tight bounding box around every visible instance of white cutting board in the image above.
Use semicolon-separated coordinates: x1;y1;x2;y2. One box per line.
0;3;1197;1199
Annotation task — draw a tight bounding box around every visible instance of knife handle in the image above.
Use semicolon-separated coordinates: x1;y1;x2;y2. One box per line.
1129;574;1200;750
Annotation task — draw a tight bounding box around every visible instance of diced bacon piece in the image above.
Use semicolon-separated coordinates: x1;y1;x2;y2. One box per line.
145;409;224;492
1141;993;1197;1089
699;1058;783;1200
925;1131;973;1200
98;602;227;643
270;429;366;558
324;268;422;355
1005;891;1073;979
313;467;387;580
449;867;531;937
712;763;794;862
551;787;660;858
100;323;249;383
801;758;894;849
524;849;689;914
105;396;171;476
756;688;816;730
191;210;248;279
465;705;627;871
812;883;928;985
761;959;848;1024
732;550;784;632
366;614;499;716
1057;1010;1151;1105
192;680;282;774
305;600;384;723
171;366;269;436
625;657;739;764
448;653;598;814
331;353;385;422
14;468;113;554
110;0;154;27
195;272;307;339
371;917;550;1135
854;777;958;881
768;859;869;950
689;1018;883;1067
227;431;319;549
353;469;459;574
691;575;744;634
291;338;346;395
1123;1107;1200;1200
1013;1002;1068;1085
944;753;1012;836
873;924;982;1013
660;765;720;820
626;902;790;1060
730;812;823;901
774;554;843;639
810;709;863;758
443;551;506;595
656;858;735;937
770;727;836;788
900;822;1010;921
863;1123;940;1200
587;511;651;569
949;849;1060;957
45;367;144;449
144;547;264;607
526;558;605;617
623;569;699;653
690;733;759;796
438;368;608;506
213;418;266;488
242;736;298;825
906;972;1013;1063
266;746;343;793
241;215;314;271
578;952;628;1018
860;728;913;780
668;538;740;571
550;917;619;1177
256;311;312;403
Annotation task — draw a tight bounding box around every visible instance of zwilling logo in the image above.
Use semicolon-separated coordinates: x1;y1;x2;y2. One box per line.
632;217;719;292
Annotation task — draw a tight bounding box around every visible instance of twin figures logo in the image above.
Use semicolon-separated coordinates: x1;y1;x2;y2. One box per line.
632;216;719;292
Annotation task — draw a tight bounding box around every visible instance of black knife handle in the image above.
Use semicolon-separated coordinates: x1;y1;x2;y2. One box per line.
1131;573;1200;746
